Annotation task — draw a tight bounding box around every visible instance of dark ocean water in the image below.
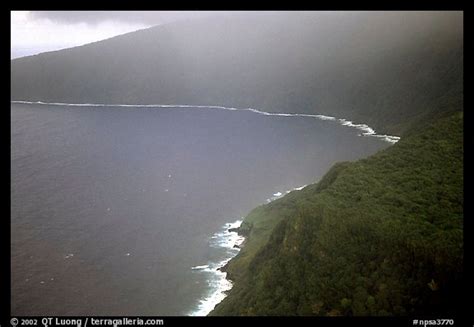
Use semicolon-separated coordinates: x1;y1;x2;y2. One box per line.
11;103;390;315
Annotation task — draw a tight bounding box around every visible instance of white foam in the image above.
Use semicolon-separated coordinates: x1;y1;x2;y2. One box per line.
12;100;400;144
188;185;305;315
266;184;307;203
293;185;307;191
189;185;315;316
188;219;244;316
315;114;337;121
211;229;245;250
190;269;233;316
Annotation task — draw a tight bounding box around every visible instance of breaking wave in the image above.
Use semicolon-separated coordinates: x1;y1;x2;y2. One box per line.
12;100;400;144
188;219;245;316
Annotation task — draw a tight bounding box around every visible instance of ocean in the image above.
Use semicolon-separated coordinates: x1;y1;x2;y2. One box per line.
11;102;391;315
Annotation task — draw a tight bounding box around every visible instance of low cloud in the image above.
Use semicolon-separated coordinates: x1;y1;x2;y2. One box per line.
28;11;216;26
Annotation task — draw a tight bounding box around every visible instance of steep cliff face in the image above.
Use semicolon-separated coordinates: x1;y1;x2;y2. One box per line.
212;111;463;316
11;12;462;135
10;12;464;316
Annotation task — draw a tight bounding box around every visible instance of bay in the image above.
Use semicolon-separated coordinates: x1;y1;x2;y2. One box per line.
11;103;390;315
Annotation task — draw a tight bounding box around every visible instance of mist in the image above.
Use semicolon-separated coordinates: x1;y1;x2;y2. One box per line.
11;11;463;134
10;10;464;317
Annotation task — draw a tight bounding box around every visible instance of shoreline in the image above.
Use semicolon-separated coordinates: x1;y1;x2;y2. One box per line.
188;219;245;316
12;100;400;315
11;100;401;144
189;184;310;316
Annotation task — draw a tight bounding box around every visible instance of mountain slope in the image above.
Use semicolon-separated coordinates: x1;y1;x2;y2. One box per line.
10;12;463;316
11;11;462;135
212;111;463;316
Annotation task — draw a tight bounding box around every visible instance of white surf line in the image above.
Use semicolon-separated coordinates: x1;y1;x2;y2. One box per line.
190;183;309;316
11;100;401;144
188;219;245;316
266;184;308;203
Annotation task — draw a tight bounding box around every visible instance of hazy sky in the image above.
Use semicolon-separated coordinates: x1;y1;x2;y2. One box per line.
11;11;217;59
11;11;462;60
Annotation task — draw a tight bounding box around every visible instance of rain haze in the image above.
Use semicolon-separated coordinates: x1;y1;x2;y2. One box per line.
10;11;463;318
11;11;461;58
11;11;218;58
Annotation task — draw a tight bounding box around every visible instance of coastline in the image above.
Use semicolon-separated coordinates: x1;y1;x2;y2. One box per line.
11;100;401;315
188;219;245;316
207;112;463;316
11;101;400;144
188;184;310;316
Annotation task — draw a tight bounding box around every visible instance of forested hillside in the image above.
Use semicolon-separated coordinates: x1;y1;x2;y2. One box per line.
212;111;463;316
11;12;462;135
10;11;463;316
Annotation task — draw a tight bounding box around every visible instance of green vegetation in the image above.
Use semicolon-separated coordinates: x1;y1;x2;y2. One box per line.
10;11;463;316
212;111;463;316
11;12;462;135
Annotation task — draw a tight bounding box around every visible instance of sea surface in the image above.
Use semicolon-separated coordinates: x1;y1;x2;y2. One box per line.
11;103;391;315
